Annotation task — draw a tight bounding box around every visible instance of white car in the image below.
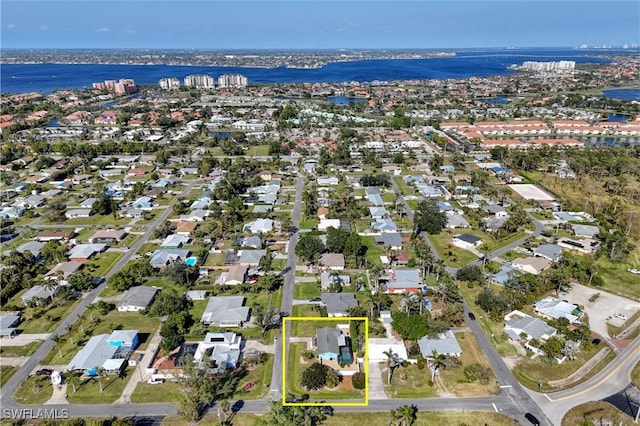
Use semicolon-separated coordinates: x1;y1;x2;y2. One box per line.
614;313;628;321
627;268;640;275
147;378;164;385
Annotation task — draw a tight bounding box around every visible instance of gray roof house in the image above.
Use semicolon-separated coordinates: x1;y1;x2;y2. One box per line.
375;233;403;250
571;224;600;238
417;330;463;357
316;327;352;365
238;249;267;266
149;249;190;269
193;332;242;373
21;285;57;305
201;296;250;327
385;269;421;293
320;272;351;291
16;241;45;258
504;311;557;341
533;244;563;262
117;286;160;312
320;293;358;317
320;253;345;270
0;315;21;337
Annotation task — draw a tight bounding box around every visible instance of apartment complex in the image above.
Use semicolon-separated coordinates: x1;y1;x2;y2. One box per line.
92;78;137;95
218;73;248;88
159;77;181;90
184;74;215;89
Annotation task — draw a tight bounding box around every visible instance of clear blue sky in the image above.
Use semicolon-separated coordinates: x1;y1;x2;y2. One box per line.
1;1;638;49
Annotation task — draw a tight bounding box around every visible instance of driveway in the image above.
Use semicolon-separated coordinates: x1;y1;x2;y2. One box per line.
563;283;640;339
1;333;49;346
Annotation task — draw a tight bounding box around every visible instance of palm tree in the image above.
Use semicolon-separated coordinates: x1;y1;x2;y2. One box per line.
415;288;429;315
51;333;63;358
43;280;58;302
396;405;418;426
479;244;491;271
430;351;448;382
65;324;74;345
383;348;399;385
218;399;230;425
388;407;400;426
434;259;446;283
94;367;104;392
369;264;384;293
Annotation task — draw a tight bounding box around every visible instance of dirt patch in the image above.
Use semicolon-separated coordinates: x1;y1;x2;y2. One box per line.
501;356;522;370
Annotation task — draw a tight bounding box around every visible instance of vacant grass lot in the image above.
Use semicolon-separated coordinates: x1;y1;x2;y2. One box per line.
67;369;132;404
18;299;81;334
66;215;130;226
562;401;634;426
131;381;180;403
13;375;53;405
295;282;321;299
382;362;439;398
238;354;274;400
439;332;499;396
85;252;123;277
427;233;478;268
0;341;41;358
362;235;387;266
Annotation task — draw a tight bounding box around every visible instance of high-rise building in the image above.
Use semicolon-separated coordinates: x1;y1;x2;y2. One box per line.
159;77;181;90
114;79;137;95
217;74;248;88
184;74;215;89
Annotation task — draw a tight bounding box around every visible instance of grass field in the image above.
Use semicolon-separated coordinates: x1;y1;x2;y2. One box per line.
427;233;478;268
439;332;500;396
161;411;517;426
0;366;17;388
238;354;274;399
18;299;81;334
562;401;634;426
0;341;42;358
85;252;123;277
382;362;439;398
13;375;53;405
295;282;321;299
67;369;132;404
632;361;640;388
131;381;180;403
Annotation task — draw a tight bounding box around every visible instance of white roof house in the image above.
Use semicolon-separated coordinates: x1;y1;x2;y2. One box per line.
245;218;274;234
533;296;583;324
504;311;557;341
117;286;160;312
417;330;462;358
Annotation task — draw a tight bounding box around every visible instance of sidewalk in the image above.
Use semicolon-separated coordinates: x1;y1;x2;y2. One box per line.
114;326;162;404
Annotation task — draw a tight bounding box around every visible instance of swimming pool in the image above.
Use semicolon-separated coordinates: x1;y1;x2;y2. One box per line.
185;257;198;266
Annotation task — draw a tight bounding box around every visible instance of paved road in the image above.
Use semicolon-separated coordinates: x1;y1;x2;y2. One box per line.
0;180;196;411
268;175;305;398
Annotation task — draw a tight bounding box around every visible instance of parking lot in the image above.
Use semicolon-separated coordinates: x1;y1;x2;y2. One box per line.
563;283;640;338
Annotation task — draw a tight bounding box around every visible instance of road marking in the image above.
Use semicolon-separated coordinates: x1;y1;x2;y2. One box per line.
499;385;512;388
544;394;554;402
492;403;498;412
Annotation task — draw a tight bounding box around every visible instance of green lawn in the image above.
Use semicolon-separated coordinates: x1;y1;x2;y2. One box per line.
237;354;274;399
439;332;499;397
427;233;478;267
114;233;140;248
299;215;319;230
85;252;123;277
18;299;81;334
362;236;387;266
13;375;53;405
247;144;270;156
0;366;17;388
512;344;612;391
0;341;42;358
295;282;321;299
562;401;635;426
67;369;132;404
137;242;159;256
66;215;130;226
392;176;413;196
382;362;439;398
131;381;180;403
592;253;640;300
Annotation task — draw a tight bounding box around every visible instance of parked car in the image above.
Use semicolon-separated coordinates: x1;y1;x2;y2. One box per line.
36;369;53;376
614;313;628;321
147;378;164;385
309;297;322;302
468;312;476;320
525;413;540;425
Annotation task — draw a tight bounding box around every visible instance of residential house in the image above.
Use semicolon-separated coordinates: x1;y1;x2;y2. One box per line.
371;218;398;233
0;314;21;338
511;257;551;275
117;286;160;312
200;296;250;327
557;237;600;255
67;244;107;262
67;330;138;376
16;241;44;259
374;233;403;251
180;209;208;222
238;250;267;266
149;249;190;269
35;231;74;242
88;230;128;244
161;234;190;249
186;290;209;301
503;310;557;342
369;206;390;219
452;234;482;250
21;285;57;306
132;196;153;210
224;264;248;285
193;332;243;372
316;326;353;365
239;236;262;249
320;253;345;271
176;221;199;236
80;198;98;209
44;261;83;284
533;244;563;262
571;224;600;238
317;177;339;186
320;271;351;291
320;293;357;317
533;297;583;324
65;209;92;219
446;214;470;229
417;330;462;358
384;269;422;294
318;219;341;232
245;218;274;234
492;264;520;286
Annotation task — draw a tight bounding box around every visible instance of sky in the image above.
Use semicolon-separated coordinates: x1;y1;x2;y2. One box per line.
1;0;639;49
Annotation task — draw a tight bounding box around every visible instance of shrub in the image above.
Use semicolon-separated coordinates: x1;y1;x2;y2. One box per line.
352;372;366;389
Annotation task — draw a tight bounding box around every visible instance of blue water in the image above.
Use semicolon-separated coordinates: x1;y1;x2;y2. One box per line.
46;118;59;128
1;48;628;94
481;95;511;105
185;257;197;266
326;95;366;105
607;113;631;123
602;88;640;101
